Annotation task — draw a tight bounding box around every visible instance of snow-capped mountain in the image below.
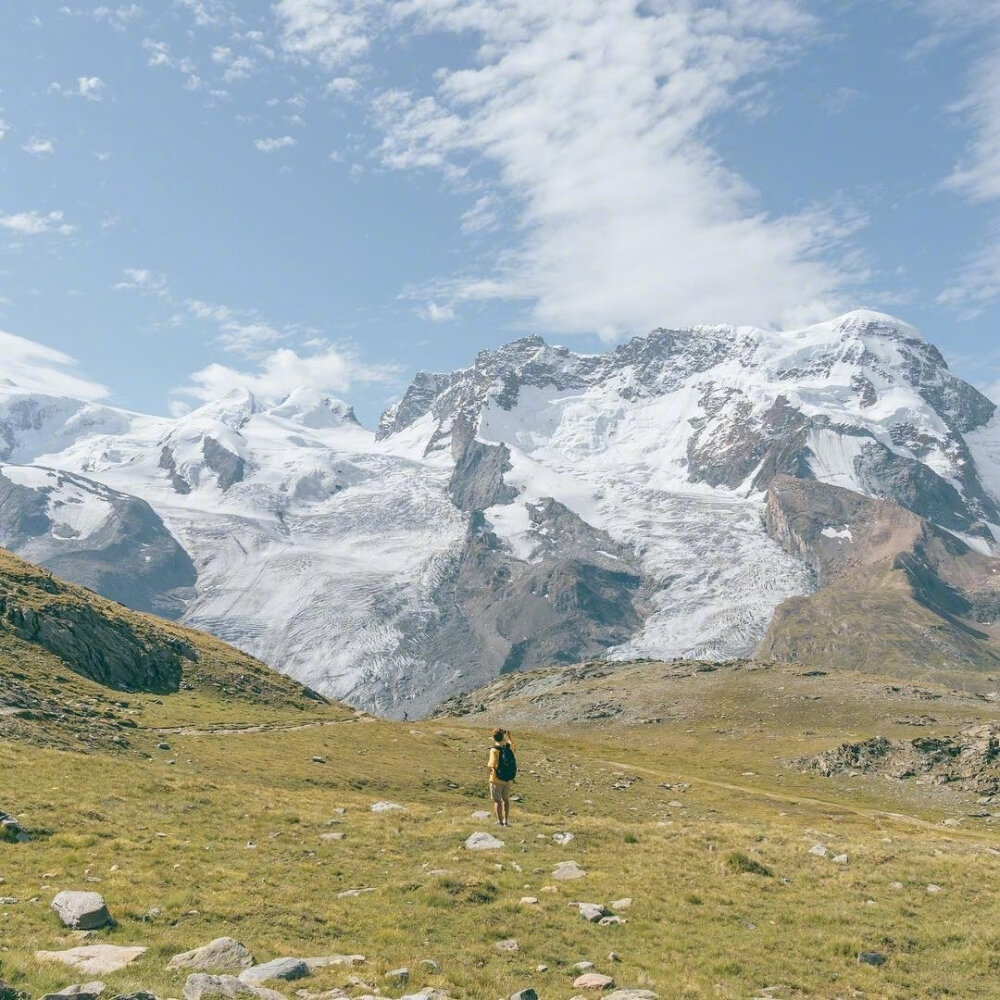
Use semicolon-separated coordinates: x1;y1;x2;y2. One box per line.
2;310;999;714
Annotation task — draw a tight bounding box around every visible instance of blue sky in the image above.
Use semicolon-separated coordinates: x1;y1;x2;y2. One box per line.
1;0;998;425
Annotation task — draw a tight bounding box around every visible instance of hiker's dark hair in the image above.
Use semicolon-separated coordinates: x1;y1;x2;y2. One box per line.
492;728;506;743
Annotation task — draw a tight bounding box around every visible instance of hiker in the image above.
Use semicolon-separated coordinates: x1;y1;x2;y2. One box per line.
488;728;517;827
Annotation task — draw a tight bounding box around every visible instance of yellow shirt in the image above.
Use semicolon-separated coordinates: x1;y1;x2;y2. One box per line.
488;739;516;784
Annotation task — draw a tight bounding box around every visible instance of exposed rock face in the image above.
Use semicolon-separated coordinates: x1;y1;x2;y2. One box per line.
799;723;999;795
448;436;519;512
36;946;146;976
0;467;197;618
201;438;245;492
759;476;1000;679
0;569;195;693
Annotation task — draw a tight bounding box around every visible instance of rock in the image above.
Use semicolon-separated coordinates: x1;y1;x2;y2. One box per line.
890;881;903;890
611;898;632;911
511;991;538;1000
520;896;538;905
808;844;829;858
831;854;849;865
552;832;574;845
573;972;615;989
575;902;610;922
465;832;504;850
336;887;375;898
39;982;106;1000
370;801;404;813
157;742;171;750
572;962;595;972
419;959;441;973
320;832;345;841
182;974;284;1000
311;756;326;764
0;811;30;843
302;955;365;971
607;952;621;963
239;959;309;984
495;939;519;952
605;992;658;999
858;952;887;967
599;915;625;926
36;946;146;976
168;938;255;972
472;811;491;819
385;968;409;984
553;861;587;880
109;993;159;1000
51;892;112;930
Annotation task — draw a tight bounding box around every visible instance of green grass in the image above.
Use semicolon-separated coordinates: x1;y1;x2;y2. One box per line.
1;696;998;1000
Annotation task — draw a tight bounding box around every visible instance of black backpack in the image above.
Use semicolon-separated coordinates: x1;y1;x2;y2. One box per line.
495;744;517;782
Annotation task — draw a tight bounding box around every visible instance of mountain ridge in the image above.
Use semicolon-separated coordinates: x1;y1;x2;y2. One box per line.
1;310;999;714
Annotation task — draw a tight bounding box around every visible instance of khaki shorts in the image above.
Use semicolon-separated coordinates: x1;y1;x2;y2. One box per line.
489;780;512;803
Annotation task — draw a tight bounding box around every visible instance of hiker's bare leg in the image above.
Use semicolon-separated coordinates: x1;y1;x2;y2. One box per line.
502;789;511;825
493;797;503;823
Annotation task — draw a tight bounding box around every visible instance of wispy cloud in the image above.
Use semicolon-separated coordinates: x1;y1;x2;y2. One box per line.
0;210;74;236
366;0;858;336
22;136;55;156
51;76;107;100
937;231;1000;319
92;4;144;32
0;119;9;141
0;329;108;399
254;135;296;152
114;268;170;295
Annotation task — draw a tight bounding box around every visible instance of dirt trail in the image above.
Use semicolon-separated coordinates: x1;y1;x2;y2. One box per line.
151;717;359;736
596;756;998;841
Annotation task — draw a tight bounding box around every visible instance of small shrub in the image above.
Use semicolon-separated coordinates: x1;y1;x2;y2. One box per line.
725;851;772;877
624;832;639;844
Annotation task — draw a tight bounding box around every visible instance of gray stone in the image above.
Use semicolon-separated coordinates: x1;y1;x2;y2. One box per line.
51;892;112;930
465;832;504;850
511;991;538;1000
302;955;365;971
39;981;106;1000
370;801;404;813
419;960;441;973
575;903;609;922
182;974;284;1000
385;968;409;984
573;972;615;990
553;861;587;880
168;938;255;972
605;992;659;999
238;959;309;985
495;939;519;953
36;946;146;976
858;952;887;967
610;898;632;911
807;844;828;858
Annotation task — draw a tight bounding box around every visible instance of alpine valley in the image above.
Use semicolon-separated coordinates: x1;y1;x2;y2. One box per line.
3;309;1000;716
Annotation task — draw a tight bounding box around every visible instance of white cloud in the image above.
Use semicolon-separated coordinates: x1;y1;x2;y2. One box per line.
943;45;1000;203
114;268;170;295
371;0;856;336
460;194;500;234
937;234;1000;318
93;4;143;31
52;76;107;99
176;344;397;404
0;119;9;140
254;135;297;152
0;329;108;400
274;0;372;71
143;38;172;67
0;210;74;236
418;301;455;322
22;136;55;156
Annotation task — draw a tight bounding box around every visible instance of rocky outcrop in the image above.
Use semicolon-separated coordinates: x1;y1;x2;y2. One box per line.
0;581;195;693
448;434;519;512
202;438;245;492
798;723;999;795
168;939;255;973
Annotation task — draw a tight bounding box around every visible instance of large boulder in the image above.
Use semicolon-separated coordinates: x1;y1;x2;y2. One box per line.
38;983;106;1000
167;939;255;972
50;892;112;930
465;832;504;850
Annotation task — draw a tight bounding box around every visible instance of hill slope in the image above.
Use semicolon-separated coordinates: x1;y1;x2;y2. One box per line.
0;547;337;752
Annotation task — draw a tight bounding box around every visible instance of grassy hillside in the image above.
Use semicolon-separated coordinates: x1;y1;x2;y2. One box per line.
0;546;342;752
